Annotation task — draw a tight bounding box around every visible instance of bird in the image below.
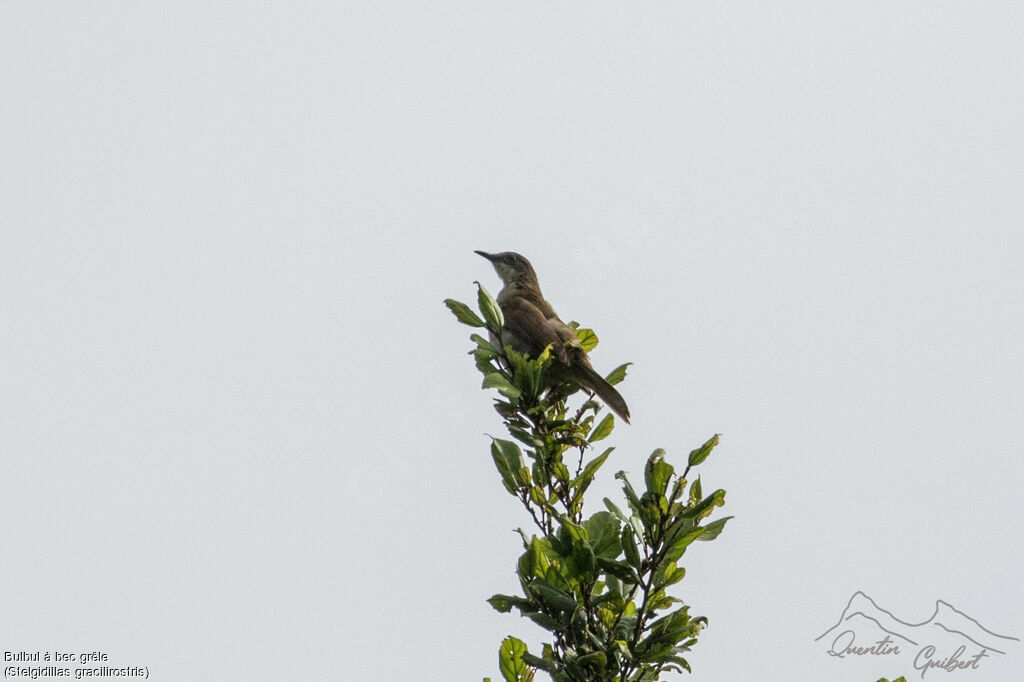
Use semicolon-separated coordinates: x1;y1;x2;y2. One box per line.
475;250;630;424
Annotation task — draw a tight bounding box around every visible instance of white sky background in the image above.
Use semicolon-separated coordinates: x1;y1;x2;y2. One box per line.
2;3;1022;681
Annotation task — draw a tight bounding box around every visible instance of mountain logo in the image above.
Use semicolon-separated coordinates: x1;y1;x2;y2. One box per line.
816;591;1020;677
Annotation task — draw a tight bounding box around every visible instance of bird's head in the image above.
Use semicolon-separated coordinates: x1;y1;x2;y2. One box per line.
474;250;539;286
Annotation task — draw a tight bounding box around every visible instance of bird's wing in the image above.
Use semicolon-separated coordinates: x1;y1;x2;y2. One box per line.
498;297;568;363
522;294;583;352
547;316;584;351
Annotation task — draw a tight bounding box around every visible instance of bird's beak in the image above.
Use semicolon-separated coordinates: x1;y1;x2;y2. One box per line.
474;250;497;262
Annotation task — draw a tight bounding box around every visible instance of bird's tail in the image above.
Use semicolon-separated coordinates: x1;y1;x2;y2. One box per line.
573;363;631;425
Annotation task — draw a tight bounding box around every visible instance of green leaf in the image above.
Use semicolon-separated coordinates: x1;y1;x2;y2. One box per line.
596;556;641;585
684;489;727;522
443;298;486;327
602;497;628;522
615;471;642;511
498;636;529;682
504;345;547;396
655;561;686;589
569;542;597;578
491;438;526;485
603;576;624;599
487;594;536;613
688;434;720;467
688;477;702;507
490;442;518;493
551;461;570;483
471;333;501;354
518;537;550;582
576;651;607;669
529;580;578;613
524;610;561;632
475;348;500;371
661;655;691;673
520;652;557;674
576;447;613;490
475;281;504;330
493;400;519;419
663;525;706;563
589;413;615;443
644;450;673;497
575;327;598;352
488;594;513;613
556;515;589;544
507;426;542;448
628;515;646;543
544;564;572;592
583;511;622;559
640;608;699;652
648;592;681;612
604;362;631;386
621;526;642;570
697;515;733;541
483;372;521;401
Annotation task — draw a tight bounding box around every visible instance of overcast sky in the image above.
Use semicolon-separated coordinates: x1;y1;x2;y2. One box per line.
2;3;1022;681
